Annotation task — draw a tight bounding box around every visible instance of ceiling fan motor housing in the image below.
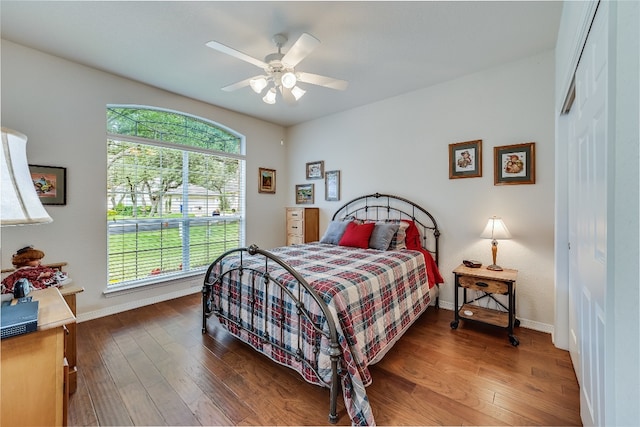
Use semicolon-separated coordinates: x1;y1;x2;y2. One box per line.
272;33;288;48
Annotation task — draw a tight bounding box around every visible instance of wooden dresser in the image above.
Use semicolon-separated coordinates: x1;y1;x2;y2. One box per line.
286;207;319;245
1;287;75;426
1;262;84;395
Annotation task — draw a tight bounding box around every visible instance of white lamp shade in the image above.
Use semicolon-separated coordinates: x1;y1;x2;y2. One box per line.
262;87;277;104
480;216;511;240
281;71;297;89
291;86;306;101
1;127;53;226
249;77;268;93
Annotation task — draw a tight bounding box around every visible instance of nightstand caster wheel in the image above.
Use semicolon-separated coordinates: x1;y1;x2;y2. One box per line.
509;335;519;346
514;318;521;327
450;320;459;329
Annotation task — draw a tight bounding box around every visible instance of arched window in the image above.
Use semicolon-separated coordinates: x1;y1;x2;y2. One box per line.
106;106;245;289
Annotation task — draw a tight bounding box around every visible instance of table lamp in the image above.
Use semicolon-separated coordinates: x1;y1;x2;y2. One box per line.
480;216;511;271
1;127;53;226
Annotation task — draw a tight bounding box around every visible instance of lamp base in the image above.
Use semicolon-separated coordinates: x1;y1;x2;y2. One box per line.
486;264;503;271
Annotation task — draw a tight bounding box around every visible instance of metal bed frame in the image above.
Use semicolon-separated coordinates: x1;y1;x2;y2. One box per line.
201;193;440;424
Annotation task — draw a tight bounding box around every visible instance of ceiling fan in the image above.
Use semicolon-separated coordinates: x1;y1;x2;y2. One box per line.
206;33;348;105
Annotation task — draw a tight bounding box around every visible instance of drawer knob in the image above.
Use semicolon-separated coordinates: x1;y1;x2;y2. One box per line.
476;281;489;287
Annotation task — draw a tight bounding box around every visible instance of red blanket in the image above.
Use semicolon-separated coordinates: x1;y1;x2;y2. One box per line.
403;219;444;287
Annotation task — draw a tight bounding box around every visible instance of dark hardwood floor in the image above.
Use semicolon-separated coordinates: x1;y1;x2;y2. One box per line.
68;293;581;426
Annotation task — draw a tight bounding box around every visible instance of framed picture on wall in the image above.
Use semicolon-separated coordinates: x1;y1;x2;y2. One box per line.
449;139;482;179
325;170;340;201
29;164;67;205
295;183;314;204
305;160;324;179
494;142;536;185
258;167;276;193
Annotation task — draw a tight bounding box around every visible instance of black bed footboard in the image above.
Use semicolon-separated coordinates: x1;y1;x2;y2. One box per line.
202;244;342;424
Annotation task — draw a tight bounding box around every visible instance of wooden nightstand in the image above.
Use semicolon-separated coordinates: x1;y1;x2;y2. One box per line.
450;264;520;346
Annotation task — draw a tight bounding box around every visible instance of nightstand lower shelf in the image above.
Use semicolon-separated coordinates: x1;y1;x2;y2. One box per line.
455;303;510;327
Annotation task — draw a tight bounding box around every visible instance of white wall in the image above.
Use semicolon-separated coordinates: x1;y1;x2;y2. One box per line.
286;51;556;330
1;40;286;319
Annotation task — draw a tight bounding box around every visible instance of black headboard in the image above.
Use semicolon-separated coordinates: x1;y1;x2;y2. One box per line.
331;192;440;265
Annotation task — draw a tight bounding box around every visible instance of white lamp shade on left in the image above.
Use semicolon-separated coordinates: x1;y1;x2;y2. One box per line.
1;127;52;225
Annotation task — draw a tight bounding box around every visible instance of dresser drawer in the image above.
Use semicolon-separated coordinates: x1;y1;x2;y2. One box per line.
458;275;509;294
287;234;304;245
287;208;305;221
287;219;304;236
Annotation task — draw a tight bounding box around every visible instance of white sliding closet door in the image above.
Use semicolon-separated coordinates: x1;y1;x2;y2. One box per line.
567;2;608;426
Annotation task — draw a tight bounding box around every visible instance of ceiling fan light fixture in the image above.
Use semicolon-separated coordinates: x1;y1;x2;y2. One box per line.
263;87;277;104
281;71;297;89
249;77;268;93
291;86;306;101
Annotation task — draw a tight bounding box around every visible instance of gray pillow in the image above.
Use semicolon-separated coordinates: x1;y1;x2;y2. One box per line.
319;220;350;245
369;222;400;250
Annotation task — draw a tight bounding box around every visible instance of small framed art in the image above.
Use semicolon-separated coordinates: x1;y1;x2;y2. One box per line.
305;160;324;179
258;167;276;194
29;164;67;205
295;183;314;204
325;170;340;201
449;140;482;179
494;142;536;185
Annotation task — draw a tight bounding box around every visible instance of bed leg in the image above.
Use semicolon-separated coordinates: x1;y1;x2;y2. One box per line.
201;285;208;334
328;383;338;424
328;342;340;424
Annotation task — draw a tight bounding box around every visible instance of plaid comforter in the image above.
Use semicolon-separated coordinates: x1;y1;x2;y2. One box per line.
207;243;431;426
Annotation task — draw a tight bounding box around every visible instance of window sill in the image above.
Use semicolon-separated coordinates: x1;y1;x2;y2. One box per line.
103;271;204;298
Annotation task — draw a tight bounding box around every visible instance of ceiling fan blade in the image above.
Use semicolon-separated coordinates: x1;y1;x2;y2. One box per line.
297;72;349;91
221;76;262;92
281;33;320;68
279;86;297;105
206;40;268;69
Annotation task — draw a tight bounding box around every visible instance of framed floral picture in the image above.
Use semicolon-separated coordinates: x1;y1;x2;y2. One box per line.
295;183;314;204
449;140;482;179
29;164;67;205
258;167;276;193
494;142;536;185
325;170;340;201
305;160;324;179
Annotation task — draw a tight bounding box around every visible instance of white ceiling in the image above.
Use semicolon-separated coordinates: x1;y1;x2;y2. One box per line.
0;1;562;127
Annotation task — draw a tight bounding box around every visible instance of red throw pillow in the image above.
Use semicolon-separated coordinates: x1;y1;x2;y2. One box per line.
338;221;376;249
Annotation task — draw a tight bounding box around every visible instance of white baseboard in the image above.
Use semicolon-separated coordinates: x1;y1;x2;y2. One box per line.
76;286;202;323
78;287;554;335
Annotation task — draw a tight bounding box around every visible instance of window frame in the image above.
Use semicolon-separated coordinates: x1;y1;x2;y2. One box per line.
105;106;245;293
